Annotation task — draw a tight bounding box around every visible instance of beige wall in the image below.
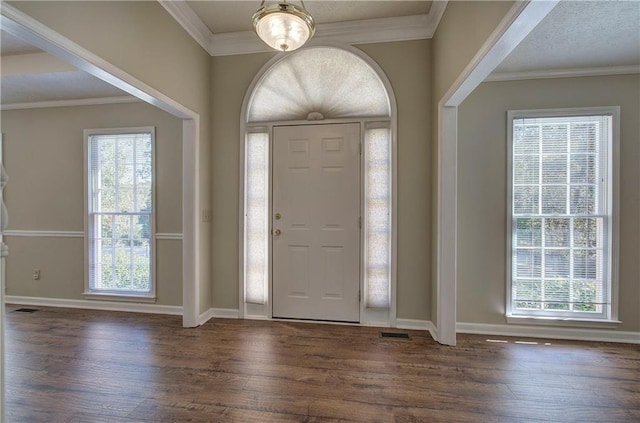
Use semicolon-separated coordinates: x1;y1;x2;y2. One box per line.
211;40;433;320
432;1;515;103
211;51;275;310
458;74;640;332
430;0;516;324
359;41;432;320
2;102;184;306
9;0;213;313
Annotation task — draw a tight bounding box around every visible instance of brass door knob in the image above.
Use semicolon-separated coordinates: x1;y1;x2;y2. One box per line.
273;229;281;236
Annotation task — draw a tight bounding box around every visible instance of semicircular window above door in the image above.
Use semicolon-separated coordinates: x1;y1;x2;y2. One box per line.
248;47;391;123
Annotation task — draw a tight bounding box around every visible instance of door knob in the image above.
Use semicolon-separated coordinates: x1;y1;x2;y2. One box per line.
273;229;281;236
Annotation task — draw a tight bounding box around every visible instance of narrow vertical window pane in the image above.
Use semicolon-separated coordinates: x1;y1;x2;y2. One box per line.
364;126;391;308
88;131;153;294
245;132;269;304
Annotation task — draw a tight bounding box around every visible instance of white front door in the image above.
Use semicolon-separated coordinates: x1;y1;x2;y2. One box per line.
272;123;361;322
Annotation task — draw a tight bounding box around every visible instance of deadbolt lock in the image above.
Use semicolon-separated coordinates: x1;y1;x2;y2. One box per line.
275;213;282;220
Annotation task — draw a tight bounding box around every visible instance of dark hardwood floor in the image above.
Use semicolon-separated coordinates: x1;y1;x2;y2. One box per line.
4;305;639;422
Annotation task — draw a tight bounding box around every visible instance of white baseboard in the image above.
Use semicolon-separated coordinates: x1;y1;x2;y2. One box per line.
5;295;182;316
457;322;640;344
397;318;437;341
244;314;269;321
199;308;240;325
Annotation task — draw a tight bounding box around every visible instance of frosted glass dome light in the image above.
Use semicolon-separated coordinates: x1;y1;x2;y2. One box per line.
252;1;315;52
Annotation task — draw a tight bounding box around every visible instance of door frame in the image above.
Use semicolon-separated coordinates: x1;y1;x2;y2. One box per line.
241;116;396;327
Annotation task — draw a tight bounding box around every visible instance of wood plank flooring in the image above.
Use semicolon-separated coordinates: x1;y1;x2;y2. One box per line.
5;305;640;422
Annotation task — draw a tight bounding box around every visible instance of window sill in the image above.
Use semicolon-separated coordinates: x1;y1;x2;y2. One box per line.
507;315;622;329
83;292;157;304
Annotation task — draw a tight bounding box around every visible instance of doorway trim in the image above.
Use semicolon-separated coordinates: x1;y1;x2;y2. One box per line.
239;45;398;327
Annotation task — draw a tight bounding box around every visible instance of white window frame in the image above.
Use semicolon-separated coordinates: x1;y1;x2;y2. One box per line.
506;107;620;325
83;127;157;302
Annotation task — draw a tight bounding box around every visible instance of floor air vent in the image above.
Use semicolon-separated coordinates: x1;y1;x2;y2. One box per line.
380;331;411;340
14;308;39;313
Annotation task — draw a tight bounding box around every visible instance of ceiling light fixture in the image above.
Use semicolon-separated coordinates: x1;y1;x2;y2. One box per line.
252;0;315;52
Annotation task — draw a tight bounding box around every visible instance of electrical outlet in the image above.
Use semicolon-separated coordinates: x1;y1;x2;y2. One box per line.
202;209;213;223
33;269;41;280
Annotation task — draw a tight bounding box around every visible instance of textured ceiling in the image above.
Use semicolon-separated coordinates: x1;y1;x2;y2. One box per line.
188;0;432;33
496;0;640;73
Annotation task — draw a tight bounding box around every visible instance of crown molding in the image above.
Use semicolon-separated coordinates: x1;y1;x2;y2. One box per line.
314;14;432;45
211;14;437;56
486;65;640;82
425;0;448;38
209;30;270;57
158;0;214;55
1;95;140;110
161;0;449;57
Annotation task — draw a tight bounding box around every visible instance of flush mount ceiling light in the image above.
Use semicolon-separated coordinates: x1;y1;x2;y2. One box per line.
252;0;315;52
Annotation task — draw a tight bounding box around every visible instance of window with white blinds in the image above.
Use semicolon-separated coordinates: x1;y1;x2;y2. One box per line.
507;109;618;320
85;128;155;298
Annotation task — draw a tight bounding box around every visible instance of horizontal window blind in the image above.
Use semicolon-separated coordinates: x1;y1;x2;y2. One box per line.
510;114;611;318
88;131;153;294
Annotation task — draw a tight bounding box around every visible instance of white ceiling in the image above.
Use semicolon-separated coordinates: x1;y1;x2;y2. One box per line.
188;0;433;33
495;0;640;74
2;71;129;104
1;0;639;107
1;31;130;106
1;31;40;55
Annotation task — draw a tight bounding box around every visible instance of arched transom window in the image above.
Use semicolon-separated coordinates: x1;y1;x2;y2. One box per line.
248;47;390;122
